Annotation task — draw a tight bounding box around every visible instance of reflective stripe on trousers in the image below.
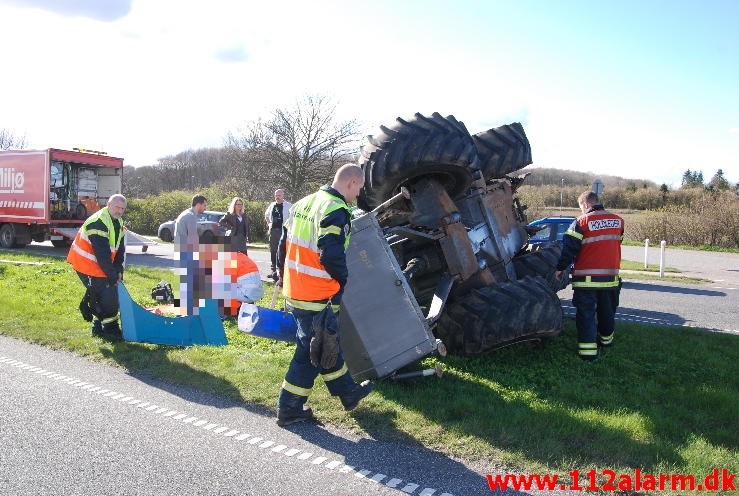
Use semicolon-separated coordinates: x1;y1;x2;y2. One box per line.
278;307;358;410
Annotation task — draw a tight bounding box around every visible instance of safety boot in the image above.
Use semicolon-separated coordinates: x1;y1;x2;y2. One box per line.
340;381;375;411
91;320;103;337
276;406;314;427
99;321;123;342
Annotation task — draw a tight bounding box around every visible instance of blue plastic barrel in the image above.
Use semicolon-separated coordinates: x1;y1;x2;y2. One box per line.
238;304;297;343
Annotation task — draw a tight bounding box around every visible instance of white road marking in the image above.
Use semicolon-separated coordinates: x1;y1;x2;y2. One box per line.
402;483;420;493
1;355;458;496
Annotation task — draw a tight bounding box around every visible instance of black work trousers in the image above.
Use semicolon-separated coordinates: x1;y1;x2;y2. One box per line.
77;272;120;328
572;284;621;358
269;226;283;272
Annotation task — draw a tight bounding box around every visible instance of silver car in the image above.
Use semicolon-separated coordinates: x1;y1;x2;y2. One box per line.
157;211;226;242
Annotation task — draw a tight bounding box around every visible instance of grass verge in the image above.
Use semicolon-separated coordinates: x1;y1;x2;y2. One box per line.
619;260;711;284
1;252;736;493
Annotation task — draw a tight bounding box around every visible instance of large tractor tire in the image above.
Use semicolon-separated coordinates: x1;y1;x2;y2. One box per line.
357;112;479;211
513;243;570;292
472;122;532;180
434;276;563;356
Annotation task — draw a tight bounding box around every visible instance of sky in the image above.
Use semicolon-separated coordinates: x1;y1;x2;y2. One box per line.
1;0;737;188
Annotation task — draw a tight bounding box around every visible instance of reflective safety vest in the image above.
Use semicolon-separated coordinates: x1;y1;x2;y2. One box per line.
566;208;623;288
283;189;350;306
67;207;124;278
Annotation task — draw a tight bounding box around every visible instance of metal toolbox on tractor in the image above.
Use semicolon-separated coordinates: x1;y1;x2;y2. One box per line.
340;213;439;381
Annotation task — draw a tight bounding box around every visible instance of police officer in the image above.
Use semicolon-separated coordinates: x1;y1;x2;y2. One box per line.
556;191;624;361
67;194;127;340
277;164;374;426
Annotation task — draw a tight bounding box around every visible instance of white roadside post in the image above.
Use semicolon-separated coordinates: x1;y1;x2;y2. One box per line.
644;238;650;269
659;240;667;278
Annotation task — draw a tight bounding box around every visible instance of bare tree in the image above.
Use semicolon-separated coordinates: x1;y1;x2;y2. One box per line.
0;128;27;150
225;95;360;200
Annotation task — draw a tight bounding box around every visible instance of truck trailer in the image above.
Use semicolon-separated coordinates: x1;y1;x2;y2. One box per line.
0;148;123;248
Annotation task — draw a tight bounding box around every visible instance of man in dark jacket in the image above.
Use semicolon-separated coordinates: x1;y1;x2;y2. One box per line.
556;191;624;361
276;164;374;426
67;194;127;340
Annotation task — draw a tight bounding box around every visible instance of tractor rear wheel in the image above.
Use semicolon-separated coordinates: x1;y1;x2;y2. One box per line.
357;112;478;211
513;243;570;292
434;275;563;356
472;122;532;179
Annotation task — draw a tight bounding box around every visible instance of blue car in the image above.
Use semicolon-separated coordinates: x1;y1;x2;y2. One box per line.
527;216;576;248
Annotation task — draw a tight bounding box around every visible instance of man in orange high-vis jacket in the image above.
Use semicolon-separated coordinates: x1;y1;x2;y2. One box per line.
556;191;624;361
276;164;374;427
67;194;127;341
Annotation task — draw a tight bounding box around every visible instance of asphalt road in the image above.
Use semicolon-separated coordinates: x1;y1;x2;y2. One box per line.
559;245;739;333
0;335;500;496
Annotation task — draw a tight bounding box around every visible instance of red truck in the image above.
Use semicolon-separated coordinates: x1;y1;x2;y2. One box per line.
0;148;123;248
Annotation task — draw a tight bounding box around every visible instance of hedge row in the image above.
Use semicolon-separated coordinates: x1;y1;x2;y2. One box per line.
124;187;270;241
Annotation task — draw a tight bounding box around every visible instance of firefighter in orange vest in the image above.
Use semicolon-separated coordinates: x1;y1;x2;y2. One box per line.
67;194;127;341
276;164;374;427
556;191;624;361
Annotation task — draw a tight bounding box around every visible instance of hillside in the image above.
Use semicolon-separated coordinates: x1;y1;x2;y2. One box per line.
519;167;658;188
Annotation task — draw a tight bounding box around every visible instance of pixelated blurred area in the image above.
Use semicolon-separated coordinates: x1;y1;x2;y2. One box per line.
173;236;263;317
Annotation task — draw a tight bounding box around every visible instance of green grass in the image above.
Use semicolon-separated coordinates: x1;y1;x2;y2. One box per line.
621;240;739;254
1;252;737;494
618;260;712;284
620;259;679;273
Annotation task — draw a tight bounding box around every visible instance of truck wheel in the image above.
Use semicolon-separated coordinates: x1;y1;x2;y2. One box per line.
159;228;173;242
0;224;17;248
434;275;563;356
472;122;532;180
75;203;88;220
512;243;570;291
357;112;479;211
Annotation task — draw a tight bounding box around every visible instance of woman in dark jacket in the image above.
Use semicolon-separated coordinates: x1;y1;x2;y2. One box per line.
219;197;249;254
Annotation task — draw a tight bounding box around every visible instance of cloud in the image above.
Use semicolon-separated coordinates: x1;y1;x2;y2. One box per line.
4;0;132;21
729;127;739;134
214;45;249;64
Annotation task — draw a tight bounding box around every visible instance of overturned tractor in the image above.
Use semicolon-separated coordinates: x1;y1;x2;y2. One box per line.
340;113;567;380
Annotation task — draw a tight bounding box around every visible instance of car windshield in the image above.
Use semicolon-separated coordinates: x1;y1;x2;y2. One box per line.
198;212;222;222
530;225;551;241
